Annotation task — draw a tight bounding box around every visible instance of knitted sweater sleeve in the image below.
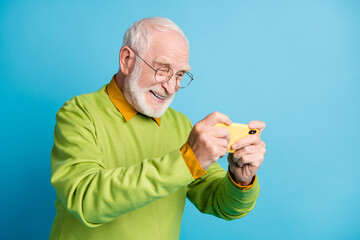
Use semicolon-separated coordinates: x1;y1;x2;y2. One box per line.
50;98;195;227
186;156;260;220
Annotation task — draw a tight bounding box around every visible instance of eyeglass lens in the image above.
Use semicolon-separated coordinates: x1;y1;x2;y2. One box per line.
155;67;192;88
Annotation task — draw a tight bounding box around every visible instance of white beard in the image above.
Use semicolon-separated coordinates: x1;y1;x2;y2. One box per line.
123;68;174;118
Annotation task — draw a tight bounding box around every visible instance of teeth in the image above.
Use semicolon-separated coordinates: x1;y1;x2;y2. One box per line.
151;91;165;100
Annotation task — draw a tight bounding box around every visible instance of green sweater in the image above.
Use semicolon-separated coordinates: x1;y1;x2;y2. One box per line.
49;83;260;240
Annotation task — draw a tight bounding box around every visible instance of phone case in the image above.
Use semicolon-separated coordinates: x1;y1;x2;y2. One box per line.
214;123;259;153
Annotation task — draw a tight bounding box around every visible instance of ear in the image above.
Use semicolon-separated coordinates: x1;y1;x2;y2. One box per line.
119;46;136;76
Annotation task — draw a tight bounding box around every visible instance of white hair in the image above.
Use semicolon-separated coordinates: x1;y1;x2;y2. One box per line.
122;17;189;56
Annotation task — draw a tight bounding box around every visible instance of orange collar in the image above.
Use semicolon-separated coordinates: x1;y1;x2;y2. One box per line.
106;76;161;126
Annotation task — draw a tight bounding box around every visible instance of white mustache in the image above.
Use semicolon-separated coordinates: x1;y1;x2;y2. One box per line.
150;86;174;99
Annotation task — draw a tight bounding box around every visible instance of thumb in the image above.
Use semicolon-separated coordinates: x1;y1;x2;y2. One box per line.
201;112;232;127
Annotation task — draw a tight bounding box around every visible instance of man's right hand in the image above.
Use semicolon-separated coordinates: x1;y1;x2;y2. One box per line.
187;112;232;170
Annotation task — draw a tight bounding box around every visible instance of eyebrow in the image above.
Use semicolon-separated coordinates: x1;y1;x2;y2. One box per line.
154;59;191;72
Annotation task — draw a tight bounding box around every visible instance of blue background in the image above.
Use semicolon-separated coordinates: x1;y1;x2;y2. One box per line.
1;0;359;239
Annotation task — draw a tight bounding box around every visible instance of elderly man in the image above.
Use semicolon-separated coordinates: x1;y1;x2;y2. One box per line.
49;17;266;240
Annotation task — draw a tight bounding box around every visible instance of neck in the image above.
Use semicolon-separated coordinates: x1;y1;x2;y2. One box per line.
114;70;137;112
115;70;125;92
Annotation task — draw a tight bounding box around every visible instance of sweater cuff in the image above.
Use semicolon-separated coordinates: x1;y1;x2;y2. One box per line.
228;170;257;190
180;142;207;179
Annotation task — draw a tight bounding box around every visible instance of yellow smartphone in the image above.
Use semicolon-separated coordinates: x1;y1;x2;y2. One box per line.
214;123;259;153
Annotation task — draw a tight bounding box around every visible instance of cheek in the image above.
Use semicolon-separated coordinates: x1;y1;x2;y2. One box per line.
137;72;157;89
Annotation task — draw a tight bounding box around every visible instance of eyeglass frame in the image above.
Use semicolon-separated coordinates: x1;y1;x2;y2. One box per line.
129;47;194;89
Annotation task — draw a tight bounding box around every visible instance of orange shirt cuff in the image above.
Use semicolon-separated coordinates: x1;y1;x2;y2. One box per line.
228;171;257;190
180;142;207;179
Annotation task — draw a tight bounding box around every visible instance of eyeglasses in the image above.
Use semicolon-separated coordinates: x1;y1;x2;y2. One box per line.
130;48;193;89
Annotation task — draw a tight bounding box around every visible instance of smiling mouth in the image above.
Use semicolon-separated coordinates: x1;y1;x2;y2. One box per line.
150;90;166;100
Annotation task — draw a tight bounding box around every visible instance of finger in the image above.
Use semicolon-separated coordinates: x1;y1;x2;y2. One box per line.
235;154;259;168
202;112;232;127
234;147;266;165
211;127;231;142
248;121;265;134
216;138;230;149
232;134;261;151
233;145;261;161
210;142;228;159
220;145;229;158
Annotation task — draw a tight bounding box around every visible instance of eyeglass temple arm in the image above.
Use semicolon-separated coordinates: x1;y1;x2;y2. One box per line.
130;48;158;73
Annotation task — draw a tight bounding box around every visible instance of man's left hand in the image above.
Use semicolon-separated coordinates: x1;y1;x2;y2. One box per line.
227;121;266;186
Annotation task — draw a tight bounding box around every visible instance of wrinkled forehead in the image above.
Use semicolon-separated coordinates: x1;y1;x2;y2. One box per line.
146;30;190;71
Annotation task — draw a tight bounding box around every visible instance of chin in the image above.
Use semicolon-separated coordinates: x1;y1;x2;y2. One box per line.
140;98;173;118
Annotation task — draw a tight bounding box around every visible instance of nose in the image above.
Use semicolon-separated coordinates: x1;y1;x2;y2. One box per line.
161;75;178;95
